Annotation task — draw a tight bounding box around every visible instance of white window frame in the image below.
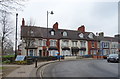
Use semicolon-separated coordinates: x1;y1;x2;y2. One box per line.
91;41;95;48
72;41;78;47
30;40;34;46
88;33;93;39
62;40;69;47
42;39;46;46
51;31;55;35
50;40;56;47
79;33;84;38
63;31;67;36
80;41;86;47
39;40;42;46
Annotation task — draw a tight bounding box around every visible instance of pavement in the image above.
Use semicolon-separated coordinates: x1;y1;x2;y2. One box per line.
1;60;58;78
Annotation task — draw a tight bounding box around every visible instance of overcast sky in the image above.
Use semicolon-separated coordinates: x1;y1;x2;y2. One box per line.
16;0;119;38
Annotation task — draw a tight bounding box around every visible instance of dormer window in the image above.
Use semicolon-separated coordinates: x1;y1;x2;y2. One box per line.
79;33;84;38
30;30;34;36
51;31;55;35
63;31;67;36
88;33;93;39
31;30;33;34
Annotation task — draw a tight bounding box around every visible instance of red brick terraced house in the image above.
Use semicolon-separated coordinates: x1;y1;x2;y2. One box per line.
20;18;100;57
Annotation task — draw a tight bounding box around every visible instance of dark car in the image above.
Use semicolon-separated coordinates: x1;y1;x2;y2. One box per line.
107;54;119;63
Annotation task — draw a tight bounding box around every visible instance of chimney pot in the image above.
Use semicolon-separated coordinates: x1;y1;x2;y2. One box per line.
53;22;58;30
99;32;104;37
22;18;25;27
78;25;85;32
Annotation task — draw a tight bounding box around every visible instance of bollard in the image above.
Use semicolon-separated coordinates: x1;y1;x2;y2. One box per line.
35;58;37;68
58;55;60;61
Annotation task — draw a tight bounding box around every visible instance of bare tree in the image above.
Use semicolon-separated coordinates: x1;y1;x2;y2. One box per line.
0;0;26;13
0;11;14;55
3;38;14;54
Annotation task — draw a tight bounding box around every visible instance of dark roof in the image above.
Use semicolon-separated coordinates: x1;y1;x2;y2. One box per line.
21;26;97;41
98;36;118;42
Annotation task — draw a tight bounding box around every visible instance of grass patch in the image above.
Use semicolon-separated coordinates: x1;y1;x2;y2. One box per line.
0;67;2;69
2;55;15;58
2;66;19;77
0;67;5;69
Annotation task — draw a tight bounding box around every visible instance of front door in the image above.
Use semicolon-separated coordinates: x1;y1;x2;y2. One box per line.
39;50;42;57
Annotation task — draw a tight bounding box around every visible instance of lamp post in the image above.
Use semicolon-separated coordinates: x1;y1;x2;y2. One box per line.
46;11;54;56
15;13;18;58
96;32;99;59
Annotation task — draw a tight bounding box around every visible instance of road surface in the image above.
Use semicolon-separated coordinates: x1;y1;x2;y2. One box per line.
37;59;119;78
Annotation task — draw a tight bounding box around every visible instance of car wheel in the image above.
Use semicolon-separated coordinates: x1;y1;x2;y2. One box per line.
116;60;119;63
107;60;110;62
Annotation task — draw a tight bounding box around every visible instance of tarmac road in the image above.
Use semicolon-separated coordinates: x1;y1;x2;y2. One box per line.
37;59;119;78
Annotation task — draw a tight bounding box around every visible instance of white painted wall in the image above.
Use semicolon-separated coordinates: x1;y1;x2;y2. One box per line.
59;39;88;56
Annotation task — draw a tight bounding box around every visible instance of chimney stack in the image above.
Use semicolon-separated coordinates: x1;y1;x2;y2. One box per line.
22;18;25;27
114;34;120;38
99;32;104;37
78;25;85;32
53;22;58;30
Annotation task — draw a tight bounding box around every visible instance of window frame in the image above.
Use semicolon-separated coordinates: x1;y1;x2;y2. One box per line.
51;31;55;35
50;39;57;47
63;31;67;36
79;33;84;38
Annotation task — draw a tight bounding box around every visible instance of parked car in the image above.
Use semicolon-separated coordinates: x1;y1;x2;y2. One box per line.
107;54;119;63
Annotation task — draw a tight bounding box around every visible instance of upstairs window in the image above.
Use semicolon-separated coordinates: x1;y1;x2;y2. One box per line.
42;39;46;46
30;30;34;36
39;40;42;46
62;40;69;47
91;41;95;48
79;33;84;38
97;42;100;48
30;40;34;46
63;31;67;36
72;41;78;47
88;33;93;39
103;42;109;48
27;30;34;36
80;41;86;47
51;31;55;35
50;40;56;46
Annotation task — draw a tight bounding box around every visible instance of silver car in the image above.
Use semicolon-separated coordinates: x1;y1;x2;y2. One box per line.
107;54;119;63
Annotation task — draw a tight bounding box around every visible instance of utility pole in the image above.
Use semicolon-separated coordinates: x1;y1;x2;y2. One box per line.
15;13;18;58
96;32;99;59
46;11;54;56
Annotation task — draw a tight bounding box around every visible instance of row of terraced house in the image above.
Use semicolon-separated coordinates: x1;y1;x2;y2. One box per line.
18;18;120;57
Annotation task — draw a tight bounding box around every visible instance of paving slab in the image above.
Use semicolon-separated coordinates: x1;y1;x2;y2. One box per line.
4;61;56;78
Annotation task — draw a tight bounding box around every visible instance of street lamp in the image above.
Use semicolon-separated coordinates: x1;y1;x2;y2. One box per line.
96;32;99;59
47;11;54;29
46;11;54;56
15;13;18;58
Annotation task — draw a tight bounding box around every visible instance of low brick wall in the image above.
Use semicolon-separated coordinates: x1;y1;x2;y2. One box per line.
93;56;104;59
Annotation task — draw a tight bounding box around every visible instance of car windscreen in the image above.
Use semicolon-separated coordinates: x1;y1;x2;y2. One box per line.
109;54;118;57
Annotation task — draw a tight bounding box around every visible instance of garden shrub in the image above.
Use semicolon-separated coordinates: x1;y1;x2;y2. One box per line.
2;56;15;64
15;61;27;65
3;60;11;64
